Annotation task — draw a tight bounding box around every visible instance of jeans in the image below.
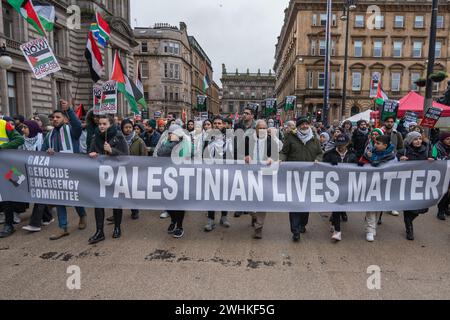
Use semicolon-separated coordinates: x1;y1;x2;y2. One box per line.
169;211;185;229
57;206;86;230
330;212;343;232
365;212;381;234
29;204;53;228
289;212;309;235
208;211;227;220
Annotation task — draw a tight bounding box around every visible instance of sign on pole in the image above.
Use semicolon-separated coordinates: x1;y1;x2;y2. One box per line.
93;84;103;115
285;96;296;111
421;107;443;129
403;111;419;128
381;100;400;121
370;72;381;98
197;95;207;111
101;80;118;114
154;111;162;119
20;37;61;79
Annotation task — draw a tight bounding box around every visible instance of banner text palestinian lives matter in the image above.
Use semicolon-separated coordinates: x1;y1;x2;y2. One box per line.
1;151;449;213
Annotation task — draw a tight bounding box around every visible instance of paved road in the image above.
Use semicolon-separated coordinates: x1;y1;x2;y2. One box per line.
0;207;449;300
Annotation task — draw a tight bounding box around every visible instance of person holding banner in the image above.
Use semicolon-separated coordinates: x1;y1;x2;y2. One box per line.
323;134;358;242
142;119;161;156
351;120;369;159
0;119;25;238
42;100;88;241
88;115;129;244
432;131;450;220
363;135;398;242
399;132;434;241
155;124;191;239
280;117;323;242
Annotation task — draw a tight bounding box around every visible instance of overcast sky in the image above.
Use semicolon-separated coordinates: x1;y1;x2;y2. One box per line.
130;0;289;86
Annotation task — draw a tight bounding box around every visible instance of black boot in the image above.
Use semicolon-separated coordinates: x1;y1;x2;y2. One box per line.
437;210;447;221
0;225;15;238
89;229;105;244
404;216;414;241
131;211;139;220
341;213;348;222
113;226;121;239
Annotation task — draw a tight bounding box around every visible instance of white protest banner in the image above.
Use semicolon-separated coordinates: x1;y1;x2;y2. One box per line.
101;80;118;114
20;37;61;79
93;84;103;115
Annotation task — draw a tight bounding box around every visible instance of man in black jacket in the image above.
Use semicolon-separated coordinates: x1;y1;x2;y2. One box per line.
323;134;358;242
351;120;369;158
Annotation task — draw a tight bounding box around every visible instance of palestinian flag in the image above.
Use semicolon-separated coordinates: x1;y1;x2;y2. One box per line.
203;72;210;93
84;31;104;83
136;64;147;109
33;0;55;31
75;104;85;119
375;84;389;105
28;46;54;68
91;12;111;48
111;51;142;114
8;0;45;35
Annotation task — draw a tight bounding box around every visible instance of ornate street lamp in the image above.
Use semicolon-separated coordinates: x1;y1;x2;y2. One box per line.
0;43;13;70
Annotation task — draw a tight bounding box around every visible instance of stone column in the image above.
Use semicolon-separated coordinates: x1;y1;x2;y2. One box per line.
24;72;33;117
0;69;9;115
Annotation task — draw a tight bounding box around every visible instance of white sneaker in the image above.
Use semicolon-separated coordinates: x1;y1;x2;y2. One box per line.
160;211;169;219
13;212;21;224
42;219;55;226
390;211;400;216
332;232;342;242
366;233;375;242
204;219;216;232
22;225;42;232
0;213;5;224
220;216;231;228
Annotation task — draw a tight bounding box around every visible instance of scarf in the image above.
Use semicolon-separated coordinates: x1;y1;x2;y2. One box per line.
435;141;450;160
357;127;369;135
46;125;73;153
94;125;118;154
369;144;396;167
22;133;43;151
124;131;136;147
296;128;314;145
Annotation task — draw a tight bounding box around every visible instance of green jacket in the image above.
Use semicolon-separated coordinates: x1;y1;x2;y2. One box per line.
129;135;147;156
280;132;323;162
0;125;24;150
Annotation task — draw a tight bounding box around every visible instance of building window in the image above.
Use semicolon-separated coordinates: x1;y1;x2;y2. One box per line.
141;62;149;78
415;16;424;28
331;72;336;89
53;27;64;57
7;72;17;116
393;41;403;58
144;91;149;101
391;73;401;92
331;40;336;56
239;101;245;113
352;72;362;91
164;63;180;80
373;40;383;57
141;42;148;53
413;41;422;58
319;39;326;56
355;15;365;28
320;14;327;26
2;3;14;39
394;16;404;28
436;41;442;58
434;82;440;92
375;15;384;29
354;40;363;57
164;42;180;55
318;72;325;89
411;72;421;91
312;14;317;26
437;15;444;29
228;101;234;112
308;71;313;88
311;39;316;55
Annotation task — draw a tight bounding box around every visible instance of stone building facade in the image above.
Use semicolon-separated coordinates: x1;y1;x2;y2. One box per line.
0;0;137;117
274;0;450;122
221;64;276;117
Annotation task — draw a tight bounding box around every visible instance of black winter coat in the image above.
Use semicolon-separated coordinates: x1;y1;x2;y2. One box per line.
351;129;369;158
323;149;358;165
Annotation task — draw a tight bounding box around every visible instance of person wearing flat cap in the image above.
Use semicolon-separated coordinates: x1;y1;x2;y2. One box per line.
280;116;323;243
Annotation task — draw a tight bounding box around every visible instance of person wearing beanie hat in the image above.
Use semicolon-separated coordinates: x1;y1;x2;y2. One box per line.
432;131;450;220
280;115;323;242
352;120;369;158
319;132;330;152
143;119;161;156
154;122;191;239
157;119;166;135
399;131;434;240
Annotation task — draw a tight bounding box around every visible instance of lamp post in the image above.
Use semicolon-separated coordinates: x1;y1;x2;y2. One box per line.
340;0;357;121
0;43;13;70
323;0;332;127
424;0;439;124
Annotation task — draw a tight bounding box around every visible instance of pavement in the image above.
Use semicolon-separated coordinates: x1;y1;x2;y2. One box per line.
0;207;449;300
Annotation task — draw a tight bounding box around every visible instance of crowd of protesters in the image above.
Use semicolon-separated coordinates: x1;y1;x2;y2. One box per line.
1;100;450;244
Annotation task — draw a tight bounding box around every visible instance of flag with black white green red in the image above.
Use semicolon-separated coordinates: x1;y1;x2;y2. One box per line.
111;51;142;114
7;0;45;35
20;37;61;79
33;0;55;31
136;64;147;109
84;31;104;83
375;83;389;106
203;72;210;93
